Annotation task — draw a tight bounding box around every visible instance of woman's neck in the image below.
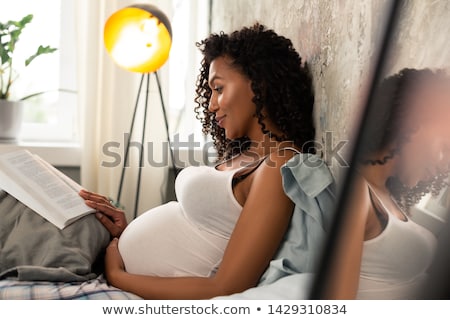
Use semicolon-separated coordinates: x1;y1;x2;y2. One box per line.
358;156;397;192
244;134;296;159
244;114;295;157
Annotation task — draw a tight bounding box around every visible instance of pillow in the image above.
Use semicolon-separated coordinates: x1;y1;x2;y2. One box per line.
0;190;110;282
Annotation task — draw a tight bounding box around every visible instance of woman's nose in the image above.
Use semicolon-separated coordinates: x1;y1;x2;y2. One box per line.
208;95;219;112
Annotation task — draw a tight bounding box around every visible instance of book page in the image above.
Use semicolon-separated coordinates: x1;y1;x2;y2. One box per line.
34;154;84;193
0;150;94;228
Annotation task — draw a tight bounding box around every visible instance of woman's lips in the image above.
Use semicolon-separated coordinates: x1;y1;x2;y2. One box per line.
215;115;226;127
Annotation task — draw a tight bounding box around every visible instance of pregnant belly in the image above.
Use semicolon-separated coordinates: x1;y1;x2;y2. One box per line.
118;201;228;277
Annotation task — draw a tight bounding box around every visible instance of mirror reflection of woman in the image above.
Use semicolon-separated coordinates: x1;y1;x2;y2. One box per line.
326;68;450;299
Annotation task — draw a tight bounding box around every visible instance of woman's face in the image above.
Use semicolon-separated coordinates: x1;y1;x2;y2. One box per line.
395;82;450;187
207;56;260;140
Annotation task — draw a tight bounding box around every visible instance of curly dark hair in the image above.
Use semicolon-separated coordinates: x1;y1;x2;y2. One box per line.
194;23;315;160
360;68;450;212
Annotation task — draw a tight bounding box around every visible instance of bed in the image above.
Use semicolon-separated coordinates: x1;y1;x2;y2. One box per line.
0;153;335;300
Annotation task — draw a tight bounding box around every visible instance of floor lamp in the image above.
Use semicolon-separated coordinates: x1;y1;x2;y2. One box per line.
104;4;176;219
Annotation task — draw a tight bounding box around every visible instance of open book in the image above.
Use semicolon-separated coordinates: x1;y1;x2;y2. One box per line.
0;149;95;229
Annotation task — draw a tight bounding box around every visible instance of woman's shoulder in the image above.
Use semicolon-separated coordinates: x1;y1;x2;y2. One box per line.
345;170;373;222
252;147;301;183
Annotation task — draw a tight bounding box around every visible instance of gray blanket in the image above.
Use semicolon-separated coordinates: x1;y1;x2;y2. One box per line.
0;190;110;282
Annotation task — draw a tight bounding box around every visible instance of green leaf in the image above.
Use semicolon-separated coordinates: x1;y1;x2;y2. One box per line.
25;45;57;66
6;14;33;29
19;14;33;27
10;29;22;43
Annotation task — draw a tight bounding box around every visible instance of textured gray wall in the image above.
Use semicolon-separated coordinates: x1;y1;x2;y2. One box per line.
210;0;450;178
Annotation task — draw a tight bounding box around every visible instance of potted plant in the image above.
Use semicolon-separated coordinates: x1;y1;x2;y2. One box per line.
0;14;57;141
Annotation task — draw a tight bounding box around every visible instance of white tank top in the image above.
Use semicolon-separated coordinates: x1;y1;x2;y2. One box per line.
118;163;248;277
357;187;437;299
175;165;243;238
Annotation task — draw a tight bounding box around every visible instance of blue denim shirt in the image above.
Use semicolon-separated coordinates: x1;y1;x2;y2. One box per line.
258;152;336;285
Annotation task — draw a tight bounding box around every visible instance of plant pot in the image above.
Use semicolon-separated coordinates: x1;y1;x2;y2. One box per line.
0;100;25;142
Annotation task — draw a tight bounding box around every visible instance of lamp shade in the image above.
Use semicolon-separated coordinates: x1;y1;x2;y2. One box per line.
104;4;172;73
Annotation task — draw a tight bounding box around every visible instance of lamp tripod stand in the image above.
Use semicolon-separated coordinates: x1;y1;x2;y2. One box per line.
103;3;174;219
115;71;177;219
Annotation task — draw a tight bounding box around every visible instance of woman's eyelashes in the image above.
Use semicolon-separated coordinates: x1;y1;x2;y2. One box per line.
213;86;223;93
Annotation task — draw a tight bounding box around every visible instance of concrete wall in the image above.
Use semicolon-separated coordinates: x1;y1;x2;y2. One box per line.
210;0;450;178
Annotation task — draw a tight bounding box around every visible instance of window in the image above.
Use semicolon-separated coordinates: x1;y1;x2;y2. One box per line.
1;0;78;142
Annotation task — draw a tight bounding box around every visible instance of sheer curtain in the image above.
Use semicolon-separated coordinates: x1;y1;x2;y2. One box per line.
75;0;173;221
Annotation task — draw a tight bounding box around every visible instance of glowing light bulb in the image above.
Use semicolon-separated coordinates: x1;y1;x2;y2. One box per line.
104;6;172;73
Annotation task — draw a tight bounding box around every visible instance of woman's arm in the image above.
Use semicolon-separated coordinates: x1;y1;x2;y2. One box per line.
105;152;296;299
320;173;371;299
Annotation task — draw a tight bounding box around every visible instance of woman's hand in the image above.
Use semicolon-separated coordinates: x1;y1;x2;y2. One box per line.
79;189;128;238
